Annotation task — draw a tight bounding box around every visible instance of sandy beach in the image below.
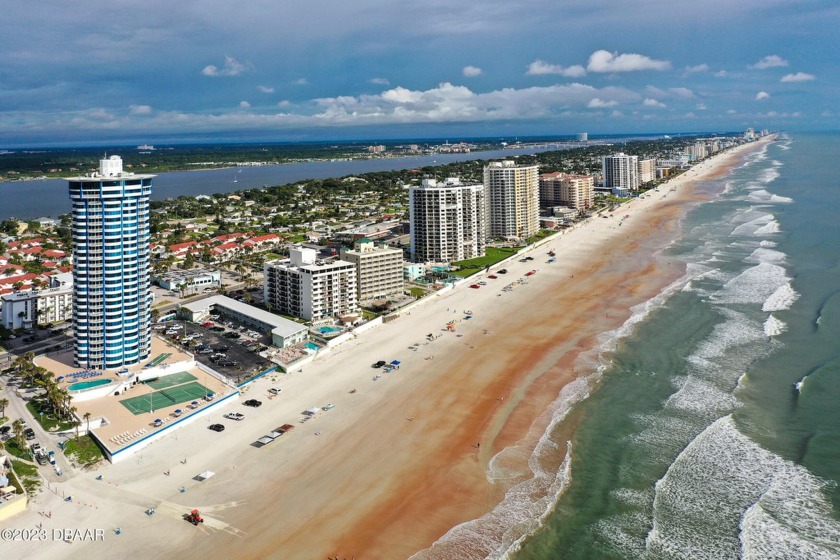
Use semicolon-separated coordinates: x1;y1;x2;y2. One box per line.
3;138;770;560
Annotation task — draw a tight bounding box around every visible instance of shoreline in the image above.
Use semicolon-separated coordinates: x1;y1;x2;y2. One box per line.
1;138;771;560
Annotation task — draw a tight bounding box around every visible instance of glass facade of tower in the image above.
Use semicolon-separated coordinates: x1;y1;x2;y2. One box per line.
68;156;154;369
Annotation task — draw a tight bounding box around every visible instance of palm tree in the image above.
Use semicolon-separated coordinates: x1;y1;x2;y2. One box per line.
83;412;92;434
0;397;8;418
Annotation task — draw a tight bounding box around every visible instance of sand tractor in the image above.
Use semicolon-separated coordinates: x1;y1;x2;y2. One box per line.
184;509;204;525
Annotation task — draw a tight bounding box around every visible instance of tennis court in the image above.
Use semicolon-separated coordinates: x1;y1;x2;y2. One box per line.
144;371;197;390
120;381;212;415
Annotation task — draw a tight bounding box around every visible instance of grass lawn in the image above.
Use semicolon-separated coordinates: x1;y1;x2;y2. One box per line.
4;438;31;460
524;229;557;245
451;247;520;278
26;401;76;432
409;287;426;298
63;434;105;469
264;252;284;260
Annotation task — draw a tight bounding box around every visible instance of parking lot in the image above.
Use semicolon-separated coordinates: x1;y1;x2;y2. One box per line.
154;318;273;384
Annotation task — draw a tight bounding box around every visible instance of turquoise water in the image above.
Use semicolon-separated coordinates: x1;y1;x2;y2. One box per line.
414;133;840;559
317;326;342;334
305;342;321;350
68;378;113;391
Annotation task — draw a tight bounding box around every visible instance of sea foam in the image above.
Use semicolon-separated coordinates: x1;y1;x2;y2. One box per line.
762;282;799;312
645;416;840;560
763;314;787;337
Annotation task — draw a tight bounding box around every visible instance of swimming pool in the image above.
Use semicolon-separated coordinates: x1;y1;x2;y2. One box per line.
68;378;113;392
316;326;342;334
304;342;321;351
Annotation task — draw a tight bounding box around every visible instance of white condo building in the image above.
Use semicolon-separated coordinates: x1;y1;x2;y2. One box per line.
539;172;595;211
602;153;640;192
484;161;540;240
409;178;485;263
67;155;153;369
339;239;404;302
264;247;358;322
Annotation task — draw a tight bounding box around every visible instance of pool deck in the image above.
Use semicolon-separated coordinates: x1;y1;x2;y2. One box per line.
34;336;238;458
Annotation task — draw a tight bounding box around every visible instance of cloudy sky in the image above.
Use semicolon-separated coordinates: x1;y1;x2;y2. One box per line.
2;0;837;145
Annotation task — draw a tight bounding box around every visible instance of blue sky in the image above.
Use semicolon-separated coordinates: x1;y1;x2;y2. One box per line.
2;0;837;145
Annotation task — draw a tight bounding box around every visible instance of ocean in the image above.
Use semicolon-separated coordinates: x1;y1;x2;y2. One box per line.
514;133;840;559
415;133;840;559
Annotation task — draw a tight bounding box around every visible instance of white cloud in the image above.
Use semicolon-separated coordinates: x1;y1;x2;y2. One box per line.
369;77;390;85
780;72;815;83
668;87;695;99
714;70;728;77
756;91;770;100
696;103;707;110
684;63;709;74
258;85;275;93
293;78;309;85
644;86;695;99
588;98;619;108
610;110;624;118
727;109;737;114
462;65;483;77
277;100;291;108
239;101;251;108
525;60;587;77
128;104;152;115
751;55;788;69
202;55;251;77
587;50;671;72
643;98;666;108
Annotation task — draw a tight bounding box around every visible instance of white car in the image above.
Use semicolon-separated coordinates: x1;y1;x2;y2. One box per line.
322;403;335;411
168;324;183;330
224;412;245;421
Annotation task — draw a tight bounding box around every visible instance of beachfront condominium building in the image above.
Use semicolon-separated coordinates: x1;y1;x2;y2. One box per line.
602;153;639;192
408;178;485;263
484;161;540;240
68;155;153;369
339;239;404;303
263;247;358;322
539;172;595;211
638;158;657;184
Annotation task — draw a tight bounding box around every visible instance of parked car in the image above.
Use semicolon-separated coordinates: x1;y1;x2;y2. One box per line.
24;428;36;440
208;424;225;432
322;403;335;411
201;322;214;327
211;345;228;351
268;387;281;395
372;360;386;368
243;399;262;407
498;269;508;274
469;284;480;289
198;348;214;355
224;413;245;421
488;275;498;279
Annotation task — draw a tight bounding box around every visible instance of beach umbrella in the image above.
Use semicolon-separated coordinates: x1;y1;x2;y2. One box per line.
191;401;199;406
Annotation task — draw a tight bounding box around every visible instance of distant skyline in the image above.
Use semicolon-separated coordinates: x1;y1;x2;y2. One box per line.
2;1;837;146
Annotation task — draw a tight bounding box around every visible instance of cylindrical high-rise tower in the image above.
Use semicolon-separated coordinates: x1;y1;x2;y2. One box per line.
68;155;153;369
